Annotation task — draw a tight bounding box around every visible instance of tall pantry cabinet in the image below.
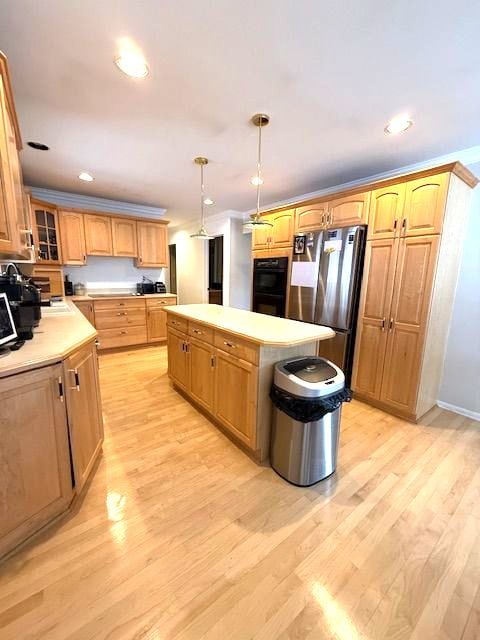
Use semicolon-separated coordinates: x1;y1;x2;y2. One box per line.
352;171;475;421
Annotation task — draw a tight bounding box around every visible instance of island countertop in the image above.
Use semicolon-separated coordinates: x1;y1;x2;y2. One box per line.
0;299;97;379
165;304;334;346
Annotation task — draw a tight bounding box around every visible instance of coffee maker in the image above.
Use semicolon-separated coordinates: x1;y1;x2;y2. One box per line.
0;263;41;340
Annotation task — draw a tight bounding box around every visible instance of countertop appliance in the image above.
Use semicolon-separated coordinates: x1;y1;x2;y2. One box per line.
0;264;42;341
252;256;288;317
155;281;166;294
0;292;17;352
287;226;366;384
136;277;155;295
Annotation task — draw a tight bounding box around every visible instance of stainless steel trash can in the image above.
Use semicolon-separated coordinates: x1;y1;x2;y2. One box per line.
270;356;345;486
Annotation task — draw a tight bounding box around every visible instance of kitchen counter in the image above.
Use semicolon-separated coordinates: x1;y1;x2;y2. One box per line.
71;293;177;301
164;304;334;346
0;299;97;378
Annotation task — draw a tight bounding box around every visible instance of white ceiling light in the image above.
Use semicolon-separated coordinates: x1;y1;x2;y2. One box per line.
190;157;214;240
78;172;94;182
244;113;273;230
384;115;413;135
114;50;149;78
203;197;214;206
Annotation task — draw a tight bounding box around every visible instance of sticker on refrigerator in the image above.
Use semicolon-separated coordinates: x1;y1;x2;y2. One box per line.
291;261;318;288
293;236;306;255
324;239;342;254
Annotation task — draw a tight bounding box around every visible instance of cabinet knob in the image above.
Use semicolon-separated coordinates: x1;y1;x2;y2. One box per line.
224;340;236;348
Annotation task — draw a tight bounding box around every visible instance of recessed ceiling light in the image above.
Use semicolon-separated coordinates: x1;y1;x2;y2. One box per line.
250;176;264;186
27;141;49;151
384;116;413;135
114;53;149;78
203;197;214;206
78;172;94;182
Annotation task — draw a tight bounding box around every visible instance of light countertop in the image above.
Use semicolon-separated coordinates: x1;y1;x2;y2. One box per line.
0;299;97;379
165;304;334;346
71;293;177;302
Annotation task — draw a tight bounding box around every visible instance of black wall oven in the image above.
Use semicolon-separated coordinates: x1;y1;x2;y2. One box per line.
252;257;289;317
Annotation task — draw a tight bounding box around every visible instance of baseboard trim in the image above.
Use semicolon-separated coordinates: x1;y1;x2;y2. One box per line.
437;401;480;422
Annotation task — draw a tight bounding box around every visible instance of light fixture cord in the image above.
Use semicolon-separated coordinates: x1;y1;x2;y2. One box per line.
256;122;262;218
200;162;205;227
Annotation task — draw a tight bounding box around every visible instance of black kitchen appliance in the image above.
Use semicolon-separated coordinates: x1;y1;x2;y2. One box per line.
155;281;166;294
252;256;289;317
136;276;155;295
0;264;42;340
64;274;74;296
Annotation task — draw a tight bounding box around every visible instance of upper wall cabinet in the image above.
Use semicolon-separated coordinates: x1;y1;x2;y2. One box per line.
252;210;294;250
403;173;449;237
136;221;168;267
59;210;86;265
295;202;329;233
84;214;113;256
32;200;62;264
368;184;406;240
328;192;370;227
112;217;137;257
251;214;272;250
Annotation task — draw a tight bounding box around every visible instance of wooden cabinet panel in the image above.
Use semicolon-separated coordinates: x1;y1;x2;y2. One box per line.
214;330;259;365
32;201;63;264
0;73;18;256
251;215;272;250
329;192;370;227
137;222;168;267
379;236;439;413
85;214;113;256
188;321;214;344
59;211;86;265
167;314;188;333
351;239;399;399
112;217;137;257
295;203;329;233
93;298;145;311
189;336;215;412
32;266;64;300
403;173;449;236
96;326;147;350
0;365;73;558
167;327;189;391
271;209;294;247
95;307;146;330
368;184;405;240
64;342;103;493
214;350;257;447
74;300;95;324
147;307;168;342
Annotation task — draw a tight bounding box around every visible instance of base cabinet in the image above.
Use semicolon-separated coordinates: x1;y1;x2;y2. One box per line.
74;299;95;324
0;365;73;558
64;342;104;493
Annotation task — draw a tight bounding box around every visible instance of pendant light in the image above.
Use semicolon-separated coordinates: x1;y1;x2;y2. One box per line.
243;113;273;230
190;157;214;240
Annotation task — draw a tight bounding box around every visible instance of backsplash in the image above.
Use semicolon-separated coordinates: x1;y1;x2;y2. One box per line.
65;256;167;292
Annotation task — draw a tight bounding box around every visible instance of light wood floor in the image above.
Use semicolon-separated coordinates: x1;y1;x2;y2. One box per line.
1;345;479;640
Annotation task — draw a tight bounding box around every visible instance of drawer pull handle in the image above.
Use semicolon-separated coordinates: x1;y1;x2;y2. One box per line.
117;312;127;316
224;341;236;348
68;368;80;391
192;328;202;334
120;331;127;335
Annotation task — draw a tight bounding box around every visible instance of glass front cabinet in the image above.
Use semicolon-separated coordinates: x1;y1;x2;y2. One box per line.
32;200;62;264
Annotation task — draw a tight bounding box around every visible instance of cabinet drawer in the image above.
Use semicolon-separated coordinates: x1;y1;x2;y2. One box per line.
145;297;177;308
94;308;146;330
214;331;259;365
93;298;145;311
188;322;214;344
97;326;147;350
167;315;188;333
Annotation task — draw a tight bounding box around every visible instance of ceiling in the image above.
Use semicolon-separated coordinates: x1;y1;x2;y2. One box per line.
1;0;479;226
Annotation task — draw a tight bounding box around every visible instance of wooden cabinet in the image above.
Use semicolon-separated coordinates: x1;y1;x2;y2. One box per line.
63;342;104;494
214;349;257;447
252;214;272;250
368;184;405;240
74;299;95;324
112;217;137;257
252;210;294;250
167;327;190;392
189;336;216;412
32;200;62;264
32;266;64;300
0;365;73;558
295;202;329;233
146;297;176;343
328;192;370;227
94;298;147;349
403;174;449;236
59;210;86;265
85;214;113;256
137;221;168;267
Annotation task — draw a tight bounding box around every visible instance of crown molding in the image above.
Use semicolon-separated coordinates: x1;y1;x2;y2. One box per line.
28;187;167;219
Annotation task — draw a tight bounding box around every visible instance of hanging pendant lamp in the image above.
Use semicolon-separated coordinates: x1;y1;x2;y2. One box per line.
243;113;273;230
190;157;214;239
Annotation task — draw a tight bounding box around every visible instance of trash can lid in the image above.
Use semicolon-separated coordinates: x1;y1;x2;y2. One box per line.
274;356;345;398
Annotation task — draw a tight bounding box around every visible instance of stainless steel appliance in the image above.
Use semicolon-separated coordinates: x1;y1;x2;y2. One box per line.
288;226;366;384
252;256;288;317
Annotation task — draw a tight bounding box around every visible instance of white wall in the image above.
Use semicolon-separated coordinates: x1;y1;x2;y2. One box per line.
168;224;208;304
65;257;166;292
229;218;252;310
438;161;480;418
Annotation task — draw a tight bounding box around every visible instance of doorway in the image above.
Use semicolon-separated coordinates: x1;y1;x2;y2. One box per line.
168;244;177;294
208;236;223;305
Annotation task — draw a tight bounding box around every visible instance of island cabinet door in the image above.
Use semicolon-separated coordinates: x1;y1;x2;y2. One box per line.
0;364;73;559
188;336;215;412
64;341;104;494
213;350;258;448
167;328;189;391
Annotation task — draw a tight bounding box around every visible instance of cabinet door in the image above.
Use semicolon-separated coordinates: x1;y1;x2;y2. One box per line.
64;342;104;494
189;336;215;412
379;236;439;414
295;202;329;233
112;217;137;257
74;300;95;324
137;222;168;267
367;184;405;240
251;215;272;250
85;214;113;256
214;350;257;447
59;211;86;265
32;201;63;264
271;209;294;247
0;73;18;256
0;364;73;558
329;192;370;227
147;307;168;342
167;328;189;391
402;173;449;236
351;238;399;399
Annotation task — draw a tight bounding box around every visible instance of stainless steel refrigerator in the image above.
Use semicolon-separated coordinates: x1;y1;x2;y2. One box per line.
287;226;366;385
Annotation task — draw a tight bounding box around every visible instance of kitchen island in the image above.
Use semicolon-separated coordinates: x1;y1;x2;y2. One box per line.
165;304;334;462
